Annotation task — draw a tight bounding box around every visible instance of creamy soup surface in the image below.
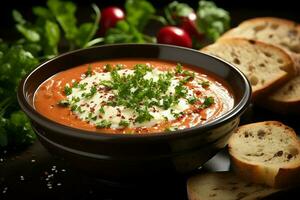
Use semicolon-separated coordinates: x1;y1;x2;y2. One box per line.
34;59;234;134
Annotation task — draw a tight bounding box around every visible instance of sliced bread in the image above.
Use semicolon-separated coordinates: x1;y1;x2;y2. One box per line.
262;76;300;114
201;38;296;98
187;171;280;200
220;17;300;73
228;121;300;188
219;17;300;114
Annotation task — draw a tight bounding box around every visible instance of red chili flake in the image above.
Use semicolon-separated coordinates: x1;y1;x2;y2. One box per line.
195;90;202;95
108;96;114;101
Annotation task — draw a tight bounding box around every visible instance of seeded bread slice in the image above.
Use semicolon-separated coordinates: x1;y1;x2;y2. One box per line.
201;38;296;98
220;17;300;73
187;172;280;200
228;121;300;188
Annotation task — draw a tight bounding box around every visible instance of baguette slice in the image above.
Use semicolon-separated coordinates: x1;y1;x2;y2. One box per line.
201;38;296;98
228;121;300;188
262;76;300;114
187;172;280;200
219;17;300;114
220;17;300;73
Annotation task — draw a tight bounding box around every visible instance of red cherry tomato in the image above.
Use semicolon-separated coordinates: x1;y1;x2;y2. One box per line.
180;12;204;42
157;26;192;48
99;6;125;36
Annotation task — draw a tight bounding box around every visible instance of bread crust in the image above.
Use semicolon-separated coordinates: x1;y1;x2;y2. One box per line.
220;17;300;74
187;171;280;200
228;121;300;188
219;17;300;114
201;38;296;99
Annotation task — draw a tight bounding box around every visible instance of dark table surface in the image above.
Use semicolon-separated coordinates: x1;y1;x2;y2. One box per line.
0;104;299;200
0;2;300;199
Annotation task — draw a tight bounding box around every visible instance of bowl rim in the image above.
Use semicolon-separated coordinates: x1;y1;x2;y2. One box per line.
18;43;251;141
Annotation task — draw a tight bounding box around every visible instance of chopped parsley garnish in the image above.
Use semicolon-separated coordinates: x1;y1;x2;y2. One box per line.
71;104;78;111
175;63;183;74
77;106;85;113
204;96;215;106
84;86;97;98
119;120;129;127
135;108;154;123
175;83;188;98
64;85;72;96
99;106;105;114
72;81;79;88
59;62;205;127
58;99;70;107
188;95;197;104
201;81;210;88
116;64;123;70
96;120;112;128
104;64;112;72
79;82;88;90
71;96;80;103
85;65;93;76
165;126;179;132
199;96;215;109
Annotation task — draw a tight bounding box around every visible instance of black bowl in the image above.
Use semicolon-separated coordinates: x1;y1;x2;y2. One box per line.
18;44;251;183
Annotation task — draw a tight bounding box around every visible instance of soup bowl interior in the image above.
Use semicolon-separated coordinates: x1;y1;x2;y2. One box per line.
18;44;251;183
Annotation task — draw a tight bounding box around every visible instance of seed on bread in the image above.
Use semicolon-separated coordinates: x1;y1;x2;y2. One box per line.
228;121;300;188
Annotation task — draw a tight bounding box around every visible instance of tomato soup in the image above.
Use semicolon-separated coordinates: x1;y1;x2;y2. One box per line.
34;59;234;134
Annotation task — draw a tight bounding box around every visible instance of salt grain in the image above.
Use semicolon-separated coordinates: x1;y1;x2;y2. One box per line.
2;187;8;194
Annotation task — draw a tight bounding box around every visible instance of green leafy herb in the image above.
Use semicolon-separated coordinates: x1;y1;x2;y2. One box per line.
196;0;230;41
0;98;36;148
175;63;183;74
58;99;70;107
96;120;112;128
72;81;79;88
104;64;112;72
85;65;93;77
104;20;147;44
79;83;88;90
116;64;124;70
188;95;197;104
64;85;72;96
135;109;153;123
199;96;215;109
125;0;155;31
201;80;210;88
99;106;105;114
84;86;97;99
164;1;194;25
119;120;130;127
71;104;78;111
104;0;159;44
77;106;84;114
